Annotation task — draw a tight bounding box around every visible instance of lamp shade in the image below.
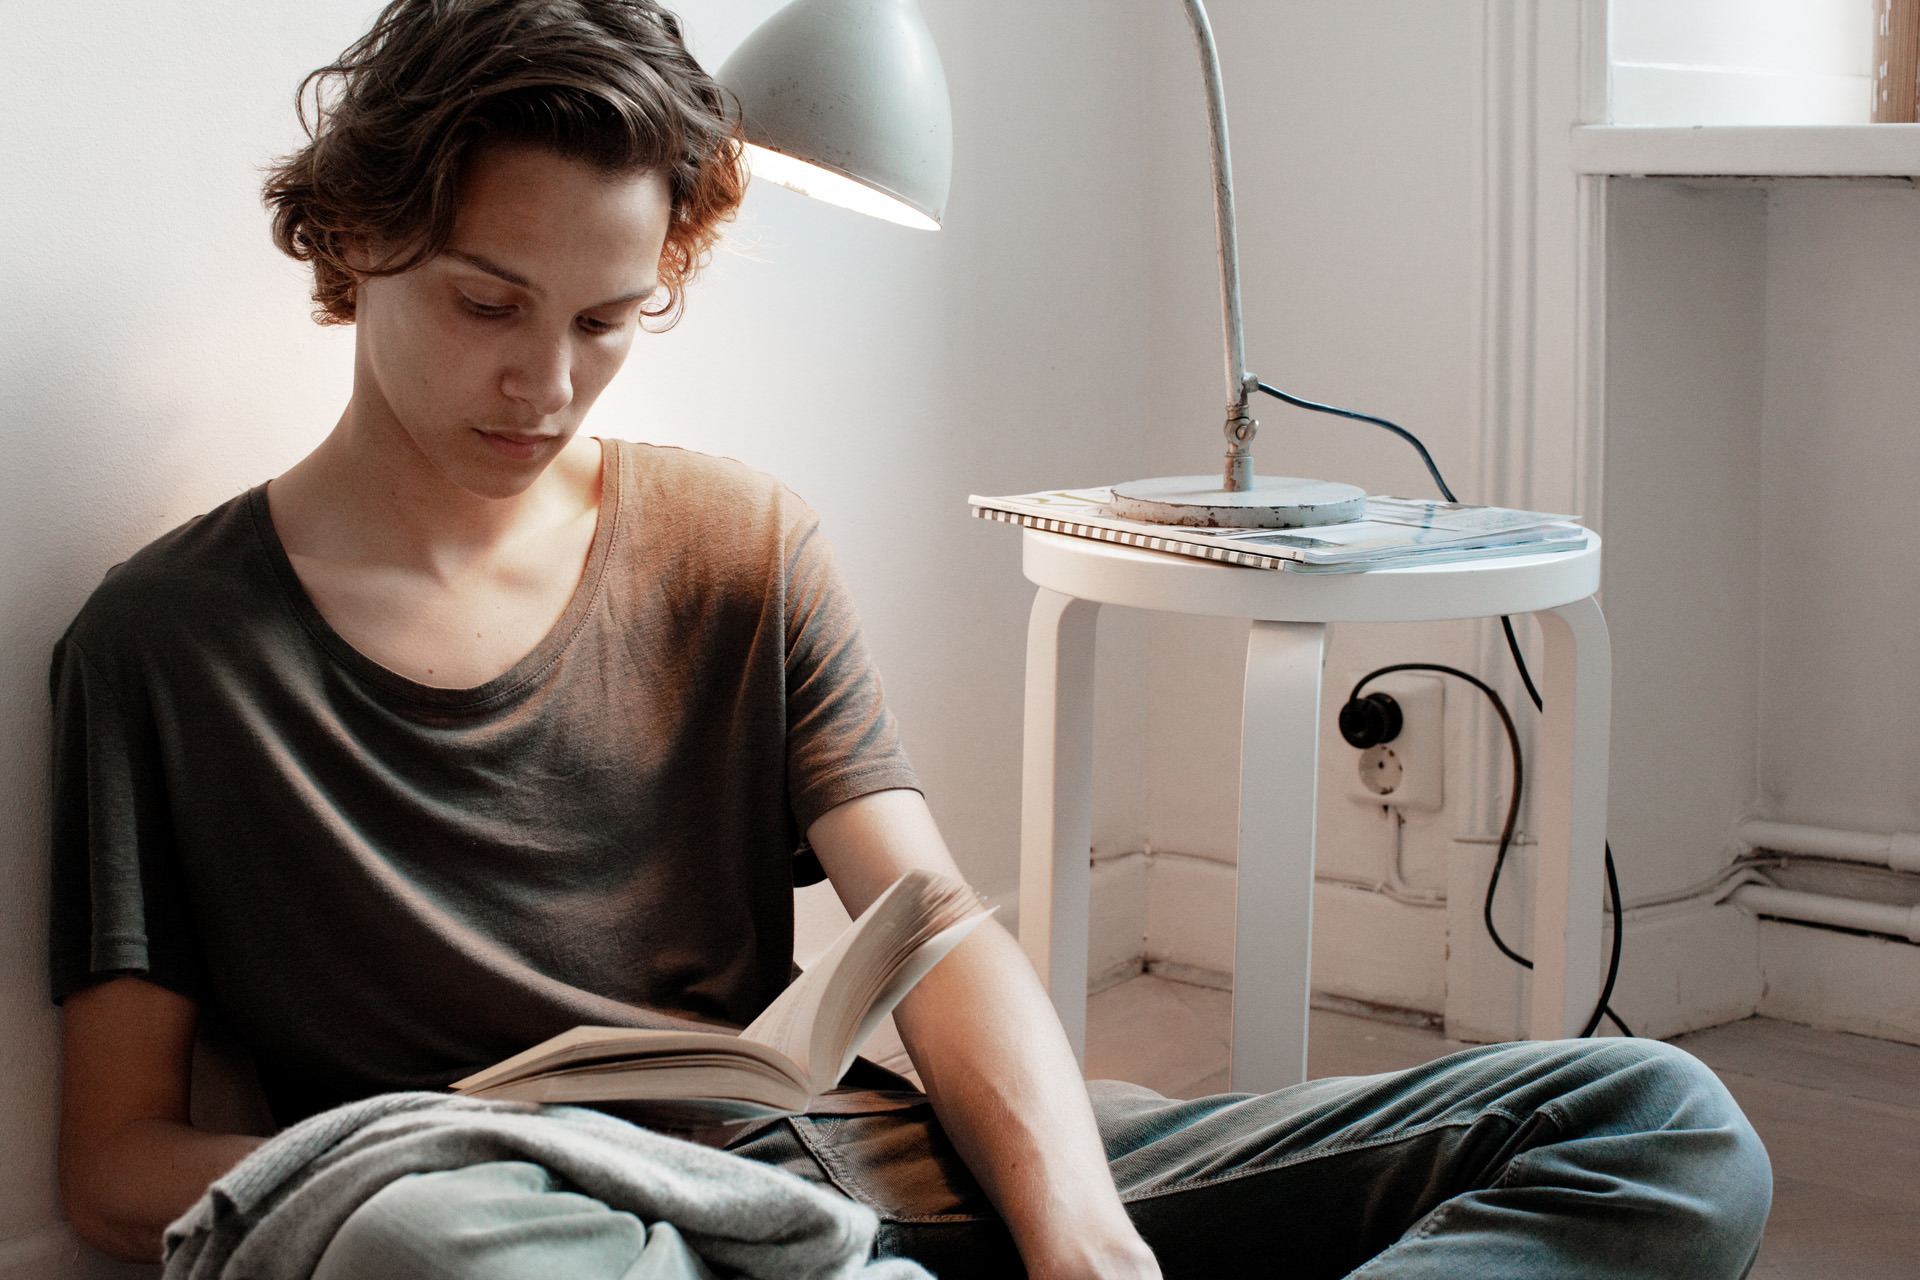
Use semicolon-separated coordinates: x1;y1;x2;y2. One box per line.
717;0;952;230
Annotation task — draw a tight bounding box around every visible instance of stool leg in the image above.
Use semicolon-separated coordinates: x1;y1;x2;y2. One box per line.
1019;587;1102;1061
1231;619;1328;1092
1530;598;1612;1039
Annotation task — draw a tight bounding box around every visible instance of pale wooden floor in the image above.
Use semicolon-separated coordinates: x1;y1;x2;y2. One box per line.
1081;973;1920;1280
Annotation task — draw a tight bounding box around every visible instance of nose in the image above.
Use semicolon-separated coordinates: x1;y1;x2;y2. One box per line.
500;330;574;417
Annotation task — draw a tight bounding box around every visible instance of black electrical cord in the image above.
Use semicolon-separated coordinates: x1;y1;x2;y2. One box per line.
1351;662;1521;950
1257;379;1548;714
1500;616;1545;713
1493;615;1633;1038
1258;379;1633;1038
1256;382;1458;504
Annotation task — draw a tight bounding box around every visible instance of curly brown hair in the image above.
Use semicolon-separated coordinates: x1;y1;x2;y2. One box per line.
263;0;746;328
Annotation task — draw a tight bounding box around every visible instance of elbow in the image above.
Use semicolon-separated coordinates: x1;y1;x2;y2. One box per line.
60;1153;167;1264
62;1200;166;1266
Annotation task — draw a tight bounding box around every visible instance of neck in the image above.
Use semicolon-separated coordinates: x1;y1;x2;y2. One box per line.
269;395;602;580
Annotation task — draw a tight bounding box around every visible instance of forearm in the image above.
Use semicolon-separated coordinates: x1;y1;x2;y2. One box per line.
809;792;1158;1277
64;1117;261;1262
894;921;1158;1279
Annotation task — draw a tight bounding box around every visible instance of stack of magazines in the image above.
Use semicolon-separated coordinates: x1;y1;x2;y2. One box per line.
969;487;1588;573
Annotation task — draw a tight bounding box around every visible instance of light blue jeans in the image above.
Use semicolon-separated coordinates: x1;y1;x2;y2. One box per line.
313;1038;1771;1278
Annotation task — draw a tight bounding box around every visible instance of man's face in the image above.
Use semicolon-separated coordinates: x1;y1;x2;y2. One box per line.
350;144;673;499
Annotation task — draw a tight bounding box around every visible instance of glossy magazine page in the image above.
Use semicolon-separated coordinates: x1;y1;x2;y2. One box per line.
969;488;1586;572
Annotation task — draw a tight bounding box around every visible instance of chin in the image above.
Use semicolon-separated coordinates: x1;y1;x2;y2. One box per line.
441;428;573;498
461;463;551;501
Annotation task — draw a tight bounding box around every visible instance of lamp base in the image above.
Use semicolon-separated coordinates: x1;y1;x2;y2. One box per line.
1109;474;1366;529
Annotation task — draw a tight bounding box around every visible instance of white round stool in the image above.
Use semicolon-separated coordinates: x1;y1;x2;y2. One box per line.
1014;529;1610;1093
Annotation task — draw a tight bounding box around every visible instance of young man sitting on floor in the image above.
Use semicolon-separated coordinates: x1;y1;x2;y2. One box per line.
51;2;1772;1276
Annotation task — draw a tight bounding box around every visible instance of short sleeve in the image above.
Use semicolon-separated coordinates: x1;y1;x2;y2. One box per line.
780;510;921;834
47;634;208;1003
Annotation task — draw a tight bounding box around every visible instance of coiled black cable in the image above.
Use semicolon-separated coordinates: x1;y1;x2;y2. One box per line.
1257;380;1632;1038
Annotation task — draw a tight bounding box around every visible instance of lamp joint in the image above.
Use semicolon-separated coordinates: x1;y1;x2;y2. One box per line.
1222;407;1256;491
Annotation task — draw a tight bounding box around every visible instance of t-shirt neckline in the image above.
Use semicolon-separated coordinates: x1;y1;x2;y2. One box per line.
246;438;625;710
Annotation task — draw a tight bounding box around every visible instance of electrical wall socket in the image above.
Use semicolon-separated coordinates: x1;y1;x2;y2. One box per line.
1345;673;1444;811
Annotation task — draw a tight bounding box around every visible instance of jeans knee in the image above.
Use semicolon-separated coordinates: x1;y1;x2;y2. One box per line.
1582;1039;1772;1252
1596;1039;1747;1133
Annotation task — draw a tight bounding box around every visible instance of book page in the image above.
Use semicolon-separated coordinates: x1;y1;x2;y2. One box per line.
741;870;987;1093
799;876;987;1094
738;882;892;1071
471;1060;810;1117
827;909;993;1086
449;1027;806;1096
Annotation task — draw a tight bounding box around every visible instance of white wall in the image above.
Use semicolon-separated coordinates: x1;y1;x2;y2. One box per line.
0;1;1156;1270
1595;174;1920;1043
1757;182;1920;835
1603;179;1767;903
1609;0;1873;125
3;6;378;1268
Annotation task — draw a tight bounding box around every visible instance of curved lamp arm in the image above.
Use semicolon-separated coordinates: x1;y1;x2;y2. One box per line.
722;0;1266;499
1183;0;1258;492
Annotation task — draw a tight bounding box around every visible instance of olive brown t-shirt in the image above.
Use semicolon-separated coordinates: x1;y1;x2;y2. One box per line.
48;439;920;1124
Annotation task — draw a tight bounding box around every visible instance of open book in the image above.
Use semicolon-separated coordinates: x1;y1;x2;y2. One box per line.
450;871;991;1123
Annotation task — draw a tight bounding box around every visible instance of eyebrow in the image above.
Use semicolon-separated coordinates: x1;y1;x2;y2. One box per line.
445;249;657;307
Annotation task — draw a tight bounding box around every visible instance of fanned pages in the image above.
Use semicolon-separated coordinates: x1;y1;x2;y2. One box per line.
451;870;991;1123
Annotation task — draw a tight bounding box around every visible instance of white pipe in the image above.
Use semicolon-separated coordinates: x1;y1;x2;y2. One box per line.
1735;819;1920;875
1728;883;1920;945
1383;810;1445;908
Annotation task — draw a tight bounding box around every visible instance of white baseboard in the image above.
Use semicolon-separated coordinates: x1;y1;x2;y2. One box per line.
1074;846;1771;1044
1145;958;1230;990
1309;881;1447;1016
1088;854;1149;988
1606;898;1762;1041
1445;840;1533;1042
1142;852;1236;974
1087;850;1449;1017
1444;840;1767;1043
1756;917;1920;1046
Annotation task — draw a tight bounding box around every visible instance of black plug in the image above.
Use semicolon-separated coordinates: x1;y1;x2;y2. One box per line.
1338;691;1403;750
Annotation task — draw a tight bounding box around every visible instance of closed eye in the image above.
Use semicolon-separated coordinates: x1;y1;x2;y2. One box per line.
458;293;516;319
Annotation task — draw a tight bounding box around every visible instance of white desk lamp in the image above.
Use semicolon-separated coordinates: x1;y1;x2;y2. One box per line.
719;0;1365;529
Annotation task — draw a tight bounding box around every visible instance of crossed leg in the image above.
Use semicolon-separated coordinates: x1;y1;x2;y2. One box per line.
309;1038;1770;1279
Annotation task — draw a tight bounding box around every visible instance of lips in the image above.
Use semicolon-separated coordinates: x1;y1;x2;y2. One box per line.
477;429;556;461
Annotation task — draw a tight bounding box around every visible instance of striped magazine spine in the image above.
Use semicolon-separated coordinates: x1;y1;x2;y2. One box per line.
970;506;1287;571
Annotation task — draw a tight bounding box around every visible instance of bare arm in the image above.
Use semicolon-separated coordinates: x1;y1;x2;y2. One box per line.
60;977;263;1262
809;790;1161;1280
